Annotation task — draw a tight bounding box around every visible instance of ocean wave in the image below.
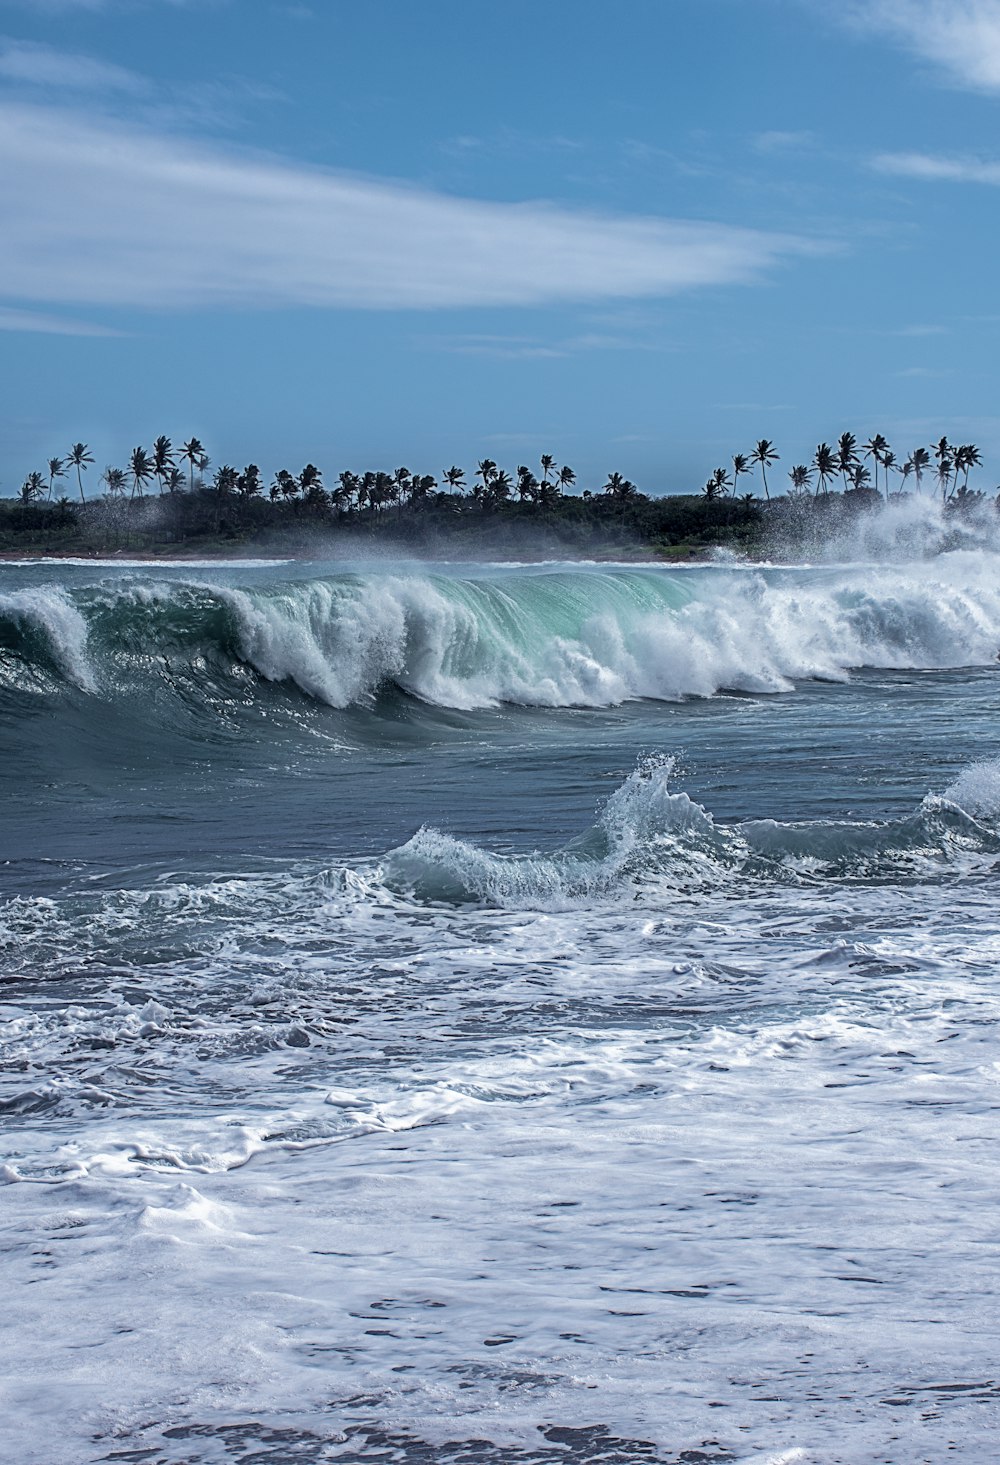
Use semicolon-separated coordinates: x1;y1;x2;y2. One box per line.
383;756;1000;906
2;557;1000;711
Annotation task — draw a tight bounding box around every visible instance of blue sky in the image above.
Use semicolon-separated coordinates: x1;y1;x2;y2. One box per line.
2;0;999;496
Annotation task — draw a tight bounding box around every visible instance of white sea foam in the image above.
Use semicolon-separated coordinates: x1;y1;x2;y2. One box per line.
208;554;1000;708
0;585;95;689
4;801;1000;1464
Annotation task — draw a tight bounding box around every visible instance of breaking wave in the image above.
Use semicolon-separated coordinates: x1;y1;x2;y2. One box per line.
384;756;1000;906
2;556;1000;712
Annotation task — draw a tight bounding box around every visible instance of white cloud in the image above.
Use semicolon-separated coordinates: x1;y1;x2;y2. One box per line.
874;149;1000;182
0;103;823;314
850;0;1000;91
0;39;146;92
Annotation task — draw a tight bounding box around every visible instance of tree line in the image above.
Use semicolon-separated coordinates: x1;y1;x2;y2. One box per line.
700;433;989;506
13;437;647;511
16;430;993;515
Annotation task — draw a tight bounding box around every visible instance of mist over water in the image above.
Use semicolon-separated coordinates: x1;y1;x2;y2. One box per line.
4;531;1000;1463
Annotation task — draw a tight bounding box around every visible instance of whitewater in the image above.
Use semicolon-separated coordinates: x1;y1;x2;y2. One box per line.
3;550;1000;1464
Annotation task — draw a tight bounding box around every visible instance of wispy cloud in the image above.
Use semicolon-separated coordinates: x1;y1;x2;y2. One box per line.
0;39;276;131
0;38;146;92
1;0;212;10
0;305;123;335
427;330;667;360
848;1;1000;92
0;102;824;315
752;130;816;153
873;149;1000;182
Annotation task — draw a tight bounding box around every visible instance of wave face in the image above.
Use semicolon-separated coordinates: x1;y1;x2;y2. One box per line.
2;555;1000;712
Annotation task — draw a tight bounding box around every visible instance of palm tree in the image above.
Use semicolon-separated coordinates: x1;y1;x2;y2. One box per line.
442;465;465;495
213;465;239;501
277;469;300;501
392;466;411;511
935;454;954;502
336;471;360;509
237;464;263;497
516;466;538;503
751;439;779;500
836;433;858;491
604;471;638;510
862;434;889;498
965;444;982;487
488;469;512;506
152;435;174;495
712;466;733;497
955;444;981;492
931;437;952;500
372;471;393;512
813;443;837;495
300;464;327;509
909;446;930;493
475;459;497;496
67;442;94;503
540;453;556;484
409;474;436;509
100;466;126;496
788;464;814;496
181;437;205;492
731;453;750;498
881;450;898;497
47;457;65;500
899;460;914;494
19;471;44;503
557;464;576;493
128;446;153;498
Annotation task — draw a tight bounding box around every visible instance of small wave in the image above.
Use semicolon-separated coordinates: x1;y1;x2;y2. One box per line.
383;757;1000;907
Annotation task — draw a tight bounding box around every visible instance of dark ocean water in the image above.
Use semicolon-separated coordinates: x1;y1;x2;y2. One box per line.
3;551;1000;1464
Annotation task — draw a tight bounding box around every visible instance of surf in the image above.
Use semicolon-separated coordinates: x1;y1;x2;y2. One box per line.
2;555;1000;716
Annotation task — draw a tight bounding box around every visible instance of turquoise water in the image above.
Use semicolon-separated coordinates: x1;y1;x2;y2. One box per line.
3;555;1000;1463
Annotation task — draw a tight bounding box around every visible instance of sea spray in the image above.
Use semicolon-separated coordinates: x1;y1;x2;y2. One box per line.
383;756;1000;907
0;586;95;691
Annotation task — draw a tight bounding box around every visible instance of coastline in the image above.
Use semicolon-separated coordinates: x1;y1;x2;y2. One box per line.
0;543;709;566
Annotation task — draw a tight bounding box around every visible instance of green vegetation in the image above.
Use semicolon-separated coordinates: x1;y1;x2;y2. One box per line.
2;431;995;559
